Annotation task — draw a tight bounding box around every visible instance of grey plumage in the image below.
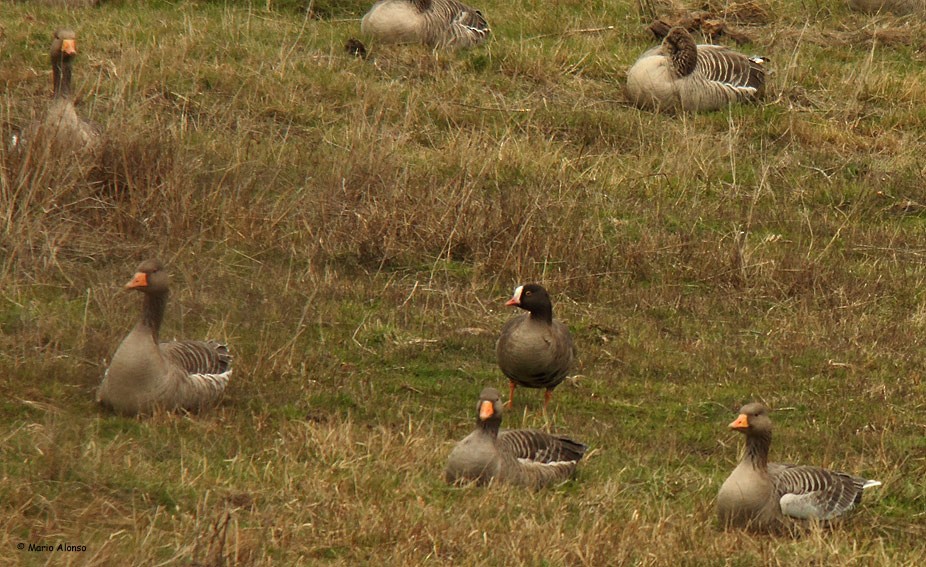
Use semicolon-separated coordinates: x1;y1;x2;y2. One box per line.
360;0;489;49
445;387;587;489
626;26;767;113
717;403;881;531
496;284;575;408
13;29;100;155
98;259;232;416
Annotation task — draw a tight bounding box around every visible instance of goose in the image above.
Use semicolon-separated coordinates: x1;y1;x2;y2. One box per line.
626;26;767;113
14;29;100;154
847;0;924;14
445;387;587;488
360;0;489;49
496;284;575;409
97;259;232;416
717;403;881;531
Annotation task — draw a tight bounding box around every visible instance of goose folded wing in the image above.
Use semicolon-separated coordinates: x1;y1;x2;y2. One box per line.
498;429;587;463
769;463;868;520
696;46;766;94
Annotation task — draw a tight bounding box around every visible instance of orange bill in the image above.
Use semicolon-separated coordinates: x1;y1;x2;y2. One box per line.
124;272;148;289
728;413;749;430
61;39;77;55
479;400;494;420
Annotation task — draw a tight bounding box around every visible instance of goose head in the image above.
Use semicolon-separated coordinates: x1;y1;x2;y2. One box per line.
663;27;697;77
729;402;773;438
125;259;170;295
505;283;554;322
476;387;504;426
50;29;78;98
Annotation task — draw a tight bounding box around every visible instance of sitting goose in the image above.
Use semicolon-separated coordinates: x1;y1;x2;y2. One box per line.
626;26;767;113
717;403;881;532
97;259;232;416
496;284;575;409
847;0;924;14
445;387;587;488
360;0;489;49
15;29;100;154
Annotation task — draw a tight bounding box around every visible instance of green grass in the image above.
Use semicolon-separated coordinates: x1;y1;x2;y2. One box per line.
2;0;926;565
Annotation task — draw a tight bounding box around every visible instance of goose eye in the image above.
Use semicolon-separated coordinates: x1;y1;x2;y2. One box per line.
525;290;532;296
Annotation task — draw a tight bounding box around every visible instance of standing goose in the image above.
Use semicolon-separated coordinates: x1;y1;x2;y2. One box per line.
360;0;490;49
717;403;881;531
496;284;575;409
626;26;767;113
445;387;587;488
97;259;232;416
15;29;101;154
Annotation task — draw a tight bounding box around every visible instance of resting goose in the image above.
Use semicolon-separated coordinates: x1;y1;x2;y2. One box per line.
496;284;575;409
15;29;100;154
97;259;232;416
717;403;881;531
626;26;767;113
445;387;587;488
360;0;489;49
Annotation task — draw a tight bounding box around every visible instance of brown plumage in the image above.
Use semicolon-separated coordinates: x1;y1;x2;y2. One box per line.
627;26;767;113
14;29;100;155
97;259;232;416
717;403;881;532
496;284;575;409
445;387;587;488
360;0;489;49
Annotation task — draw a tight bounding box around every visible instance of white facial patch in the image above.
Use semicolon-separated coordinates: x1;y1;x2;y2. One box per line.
511;285;523;303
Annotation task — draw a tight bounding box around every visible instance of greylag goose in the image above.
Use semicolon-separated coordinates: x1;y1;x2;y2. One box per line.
445;387;587;488
360;0;489;49
626;26;767;113
97;259;232;416
717;403;881;531
15;29;100;154
496;284;575;409
847;0;924;14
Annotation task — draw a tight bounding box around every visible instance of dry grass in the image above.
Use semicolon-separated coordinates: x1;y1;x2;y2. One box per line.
2;0;926;565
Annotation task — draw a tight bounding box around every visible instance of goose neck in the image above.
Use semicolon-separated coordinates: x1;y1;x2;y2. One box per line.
745;430;771;470
52;58;73;99
139;291;168;343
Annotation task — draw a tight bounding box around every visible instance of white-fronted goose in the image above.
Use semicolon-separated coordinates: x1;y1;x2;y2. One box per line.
496;284;575;409
717;403;881;531
15;29;100;154
360;0;489;49
97;259;232;416
626;26;767;113
848;0;924;14
445;387;587;488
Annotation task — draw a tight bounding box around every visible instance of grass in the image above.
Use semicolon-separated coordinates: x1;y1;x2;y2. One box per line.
2;0;926;564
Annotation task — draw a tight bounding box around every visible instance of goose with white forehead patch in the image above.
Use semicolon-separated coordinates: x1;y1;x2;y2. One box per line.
496;284;575;410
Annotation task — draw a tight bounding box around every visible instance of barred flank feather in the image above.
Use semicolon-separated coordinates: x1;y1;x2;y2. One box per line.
499;429;587;464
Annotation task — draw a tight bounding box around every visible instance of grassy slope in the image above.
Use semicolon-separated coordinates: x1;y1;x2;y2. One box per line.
1;0;925;564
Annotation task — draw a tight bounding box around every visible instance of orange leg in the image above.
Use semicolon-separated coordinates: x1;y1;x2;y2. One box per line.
505;380;517;409
543;389;553;409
